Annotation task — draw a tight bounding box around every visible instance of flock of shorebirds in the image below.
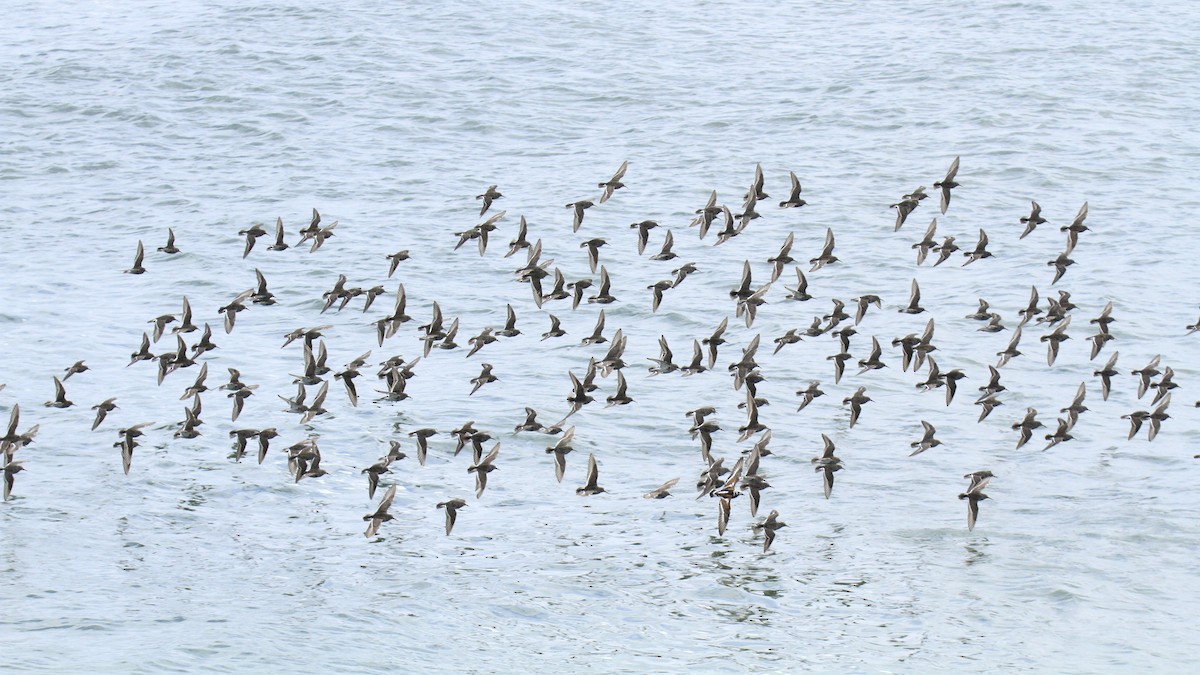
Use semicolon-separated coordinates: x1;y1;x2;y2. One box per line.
3;156;1198;550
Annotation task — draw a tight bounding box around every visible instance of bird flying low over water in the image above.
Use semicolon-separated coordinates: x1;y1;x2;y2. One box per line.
959;472;991;531
363;485;397;538
598;161;629;203
934;156;960;214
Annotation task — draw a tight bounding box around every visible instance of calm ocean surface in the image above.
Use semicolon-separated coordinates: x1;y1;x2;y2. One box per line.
3;1;1200;671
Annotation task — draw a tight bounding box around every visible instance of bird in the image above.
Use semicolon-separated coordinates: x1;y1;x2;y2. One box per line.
796;381;825;412
1150;366;1177;406
228;385;257;422
1186;308;1200;335
1091;301;1117;333
690;190;722;239
976;394;1003;422
469;363;498;396
546;426;575;483
476;184;502;215
772;329;803;355
962;229;993;265
997;326;1024;368
63;360;89;380
239;223;267;258
408;428;437;466
932;236;959;266
587;266;616;304
3;458;24;501
1020;200;1047;238
934;156;960;214
1061;202;1090;239
643;477;680;499
91;397;118;431
809;228;838;271
467;443;500;498
576;453;606;496
979;313;1006;333
466;327;498;358
779;171;806;208
1145;395;1172;441
1044;418;1074;450
944;368;967;406
45;376;73;408
357;451;396;499
958;473;990;531
899;279;925;314
811;434;843;499
1093;351;1119;401
598;160;629;203
647;335;678;375
913;219;938;265
628;220;659;255
741;474;771;518
764;234;797;284
979;365;1005;398
856;337;886;374
648;279;674;313
541;314;566;341
437;498;467;535
580;237;607;273
514;407;545;434
703;317;729;370
125;240;146;274
909;421;942;456
179;362;209;400
267;217;289;251
1048;237;1076;284
822;349;848;384
650;230;677;262
843;387;871;427
890;190;922;231
681;339;707;376
606;371;633;407
752;510;786;552
1060;382;1089;427
363;485;398;538
1133;355;1163;399
157;227;181;254
1012;407;1044;449
670;262;698;288
747;162;769;200
565;199;594;232
1040;315;1072;366
784;268;812;301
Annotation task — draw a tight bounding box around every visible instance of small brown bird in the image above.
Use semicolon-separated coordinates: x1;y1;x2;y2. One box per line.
437;498;467;535
811;434;843;499
45;376;74;408
576;453;606;496
468;443;500;498
598;161;629;203
643;477;681;499
934;156;960;214
63;360;89;380
843;387;871;427
3;458;24;501
125;240;146;274
91;397;118;431
363;485;397;538
476;184;503;216
752;509;786;552
958;473;991;531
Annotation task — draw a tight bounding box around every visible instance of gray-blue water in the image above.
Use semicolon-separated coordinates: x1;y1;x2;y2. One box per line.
3;1;1200;671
